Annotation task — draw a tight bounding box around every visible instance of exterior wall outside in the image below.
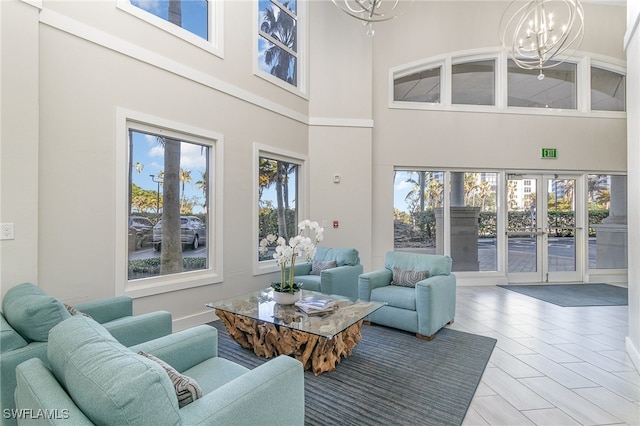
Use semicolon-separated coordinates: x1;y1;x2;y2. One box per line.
625;1;640;372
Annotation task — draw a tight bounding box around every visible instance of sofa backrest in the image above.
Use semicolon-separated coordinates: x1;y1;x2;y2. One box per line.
0;314;28;353
314;247;360;266
384;252;452;277
1;282;70;342
47;316;182;425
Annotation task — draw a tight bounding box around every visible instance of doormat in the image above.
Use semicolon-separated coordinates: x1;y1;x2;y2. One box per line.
498;284;628;307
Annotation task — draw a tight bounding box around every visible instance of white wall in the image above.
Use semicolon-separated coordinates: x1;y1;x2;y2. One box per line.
624;0;640;372
0;0;40;293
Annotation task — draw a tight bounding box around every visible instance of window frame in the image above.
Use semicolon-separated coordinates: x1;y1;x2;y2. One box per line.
253;143;308;276
115;109;224;298
116;0;224;58
254;0;309;98
389;48;626;119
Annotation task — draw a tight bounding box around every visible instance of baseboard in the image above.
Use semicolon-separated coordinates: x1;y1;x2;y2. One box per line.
626;337;640;373
172;310;217;332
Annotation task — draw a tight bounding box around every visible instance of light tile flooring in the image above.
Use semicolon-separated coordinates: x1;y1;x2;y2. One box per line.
454;286;640;426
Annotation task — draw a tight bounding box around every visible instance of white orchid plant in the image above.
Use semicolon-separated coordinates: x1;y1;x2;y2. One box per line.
259;220;324;294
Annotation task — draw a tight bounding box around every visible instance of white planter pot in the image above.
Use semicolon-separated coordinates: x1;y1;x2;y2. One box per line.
273;290;300;305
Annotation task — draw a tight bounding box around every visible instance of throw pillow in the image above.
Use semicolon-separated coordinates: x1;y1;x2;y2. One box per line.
2;282;71;342
64;303;92;318
138;351;203;408
390;267;429;287
310;260;337;275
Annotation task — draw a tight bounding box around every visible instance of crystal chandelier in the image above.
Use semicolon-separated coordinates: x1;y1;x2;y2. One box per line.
331;0;413;37
499;0;584;80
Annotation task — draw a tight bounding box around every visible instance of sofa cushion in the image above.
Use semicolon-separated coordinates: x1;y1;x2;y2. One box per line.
310;260;337;275
2;283;70;342
390;267;428;287
371;286;416;311
0;314;28;352
138;351;203;408
293;275;321;292
47;316;181;426
314;247;360;267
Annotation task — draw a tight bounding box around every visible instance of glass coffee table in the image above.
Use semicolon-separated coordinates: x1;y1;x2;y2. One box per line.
206;288;384;375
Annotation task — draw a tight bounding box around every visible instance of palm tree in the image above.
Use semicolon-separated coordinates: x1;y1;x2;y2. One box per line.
159;0;183;275
195;171;207;213
179;168;192;213
260;2;297;84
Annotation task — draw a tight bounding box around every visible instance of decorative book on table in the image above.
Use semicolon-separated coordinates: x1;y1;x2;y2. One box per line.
295;296;338;315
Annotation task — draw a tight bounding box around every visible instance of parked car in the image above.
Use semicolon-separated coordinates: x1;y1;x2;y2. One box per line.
153;216;206;251
129;216;154;250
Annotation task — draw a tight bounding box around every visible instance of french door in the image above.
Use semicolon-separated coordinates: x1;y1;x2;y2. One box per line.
507;174;584;283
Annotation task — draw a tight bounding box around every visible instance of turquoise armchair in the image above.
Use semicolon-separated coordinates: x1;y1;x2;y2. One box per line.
1;283;172;425
358;252;456;340
14;316;304;426
290;247;363;300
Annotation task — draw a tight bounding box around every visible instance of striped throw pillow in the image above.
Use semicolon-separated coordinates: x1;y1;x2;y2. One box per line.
390;267;429;287
138;351;203;408
310;260;337;275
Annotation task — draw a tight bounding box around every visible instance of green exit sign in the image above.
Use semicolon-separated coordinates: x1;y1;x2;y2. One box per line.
541;148;557;159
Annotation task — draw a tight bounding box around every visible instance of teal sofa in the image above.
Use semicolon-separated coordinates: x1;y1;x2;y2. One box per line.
1;283;172;425
289;247;363;300
358;252;456;340
14;316;305;425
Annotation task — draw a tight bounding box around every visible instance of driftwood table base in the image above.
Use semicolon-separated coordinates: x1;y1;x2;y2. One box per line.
216;309;363;375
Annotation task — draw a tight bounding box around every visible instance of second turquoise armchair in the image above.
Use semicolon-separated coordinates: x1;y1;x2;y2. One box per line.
289;247;363;300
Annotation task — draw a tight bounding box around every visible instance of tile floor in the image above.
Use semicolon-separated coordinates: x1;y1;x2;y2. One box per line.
454;286;640;426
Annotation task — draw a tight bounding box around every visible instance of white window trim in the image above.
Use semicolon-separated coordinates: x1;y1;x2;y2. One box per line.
253;0;309;99
253;143;309;276
389;47;627;119
115;108;224;298
116;0;224;58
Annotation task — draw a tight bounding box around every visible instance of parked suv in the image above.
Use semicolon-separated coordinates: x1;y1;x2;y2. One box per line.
153;216;206;251
129;216;154;250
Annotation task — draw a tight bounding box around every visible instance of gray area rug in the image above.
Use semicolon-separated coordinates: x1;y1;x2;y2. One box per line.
498;284;628;307
209;320;496;426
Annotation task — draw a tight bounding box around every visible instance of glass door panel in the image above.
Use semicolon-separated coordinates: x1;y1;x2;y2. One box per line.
507;174;583;283
507;176;540;281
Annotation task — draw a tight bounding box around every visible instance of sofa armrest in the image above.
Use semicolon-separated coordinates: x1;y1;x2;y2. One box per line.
74;296;132;323
129;325;217;373
180;355;304;426
102;310;172;347
320;264;364;300
358;269;393;301
14;358;93;425
1;342;48;425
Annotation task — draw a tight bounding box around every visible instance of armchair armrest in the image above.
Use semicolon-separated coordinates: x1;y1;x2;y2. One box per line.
102;310;172;347
288;262;312;276
74;296;132;324
180;355;304;426
320;264;364;300
358;269;393;301
129;325;218;373
14;358;93;425
415;274;457;336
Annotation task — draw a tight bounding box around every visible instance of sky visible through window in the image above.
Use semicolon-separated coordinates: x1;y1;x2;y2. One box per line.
131;0;208;39
130;131;208;214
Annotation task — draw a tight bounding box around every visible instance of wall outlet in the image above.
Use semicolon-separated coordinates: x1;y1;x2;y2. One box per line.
1;223;15;240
